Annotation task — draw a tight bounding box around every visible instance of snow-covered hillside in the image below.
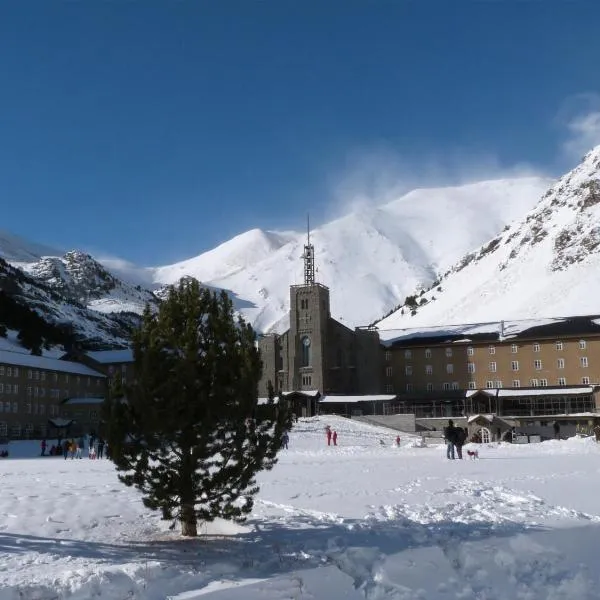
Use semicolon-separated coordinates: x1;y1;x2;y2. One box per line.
150;177;551;332
19;250;157;314
377;146;600;330
0;230;62;263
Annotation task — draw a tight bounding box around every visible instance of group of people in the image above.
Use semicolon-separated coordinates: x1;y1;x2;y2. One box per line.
325;425;338;446
443;419;469;459
40;436;108;460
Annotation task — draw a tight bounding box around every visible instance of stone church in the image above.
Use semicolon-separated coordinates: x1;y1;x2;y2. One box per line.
257;230;383;399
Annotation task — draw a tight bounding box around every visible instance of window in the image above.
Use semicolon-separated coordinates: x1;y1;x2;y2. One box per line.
90;410;98;421
0;422;5;436
555;341;563;351
386;366;393;377
495;380;503;388
540;379;548;387
34;387;38;397
580;357;589;368
533;343;540;352
5;384;10;394
442;382;451;390
579;340;587;350
39;404;45;415
426;383;434;392
512;380;521;388
511;361;519;371
445;348;453;357
301;336;311;367
301;375;312;386
534;359;542;370
489;345;496;355
41;372;46;381
38;387;43;397
13;368;18;377
385;351;392;362
557;358;565;369
558;377;567;386
26;403;31;414
406;383;414;392
385;384;394;393
65;374;69;383
87;377;91;387
451;382;459;390
6;367;11;377
530;378;539;387
467;381;476;390
467;362;475;373
425;365;433;375
53;373;58;382
34;371;39;380
404;366;412;376
446;364;454;374
467;347;474;356
489;362;497;372
511;344;518;354
425;349;432;358
0;366;3;375
582;376;591;385
486;381;495;389
27;387;32;396
0;384;3;394
13;384;18;394
27;369;32;379
404;349;412;359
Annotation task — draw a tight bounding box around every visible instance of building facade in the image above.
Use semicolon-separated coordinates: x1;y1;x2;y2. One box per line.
0;350;106;441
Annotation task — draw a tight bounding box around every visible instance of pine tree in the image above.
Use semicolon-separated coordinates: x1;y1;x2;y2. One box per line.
103;279;291;537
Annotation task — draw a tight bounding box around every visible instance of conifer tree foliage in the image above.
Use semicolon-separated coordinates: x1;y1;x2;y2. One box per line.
104;279;290;537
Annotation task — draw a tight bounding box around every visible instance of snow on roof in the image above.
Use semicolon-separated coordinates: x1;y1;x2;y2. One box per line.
63;397;105;405
0;350;105;377
257;397;280;405
281;390;320;397
377;317;567;346
467;414;495;423
86;349;134;364
48;418;74;428
497;386;594;397
320;395;396;404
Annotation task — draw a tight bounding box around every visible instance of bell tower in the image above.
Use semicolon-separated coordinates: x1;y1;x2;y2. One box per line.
289;215;331;392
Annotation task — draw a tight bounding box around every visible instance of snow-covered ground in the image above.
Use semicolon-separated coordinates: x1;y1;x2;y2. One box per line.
1;416;600;599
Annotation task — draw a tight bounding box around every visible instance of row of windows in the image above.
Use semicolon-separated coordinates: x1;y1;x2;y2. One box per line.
301;375;312;386
0;402;61;415
390;340;591;362
385;357;591;378
0;384;19;394
0;366;104;386
385;376;592;394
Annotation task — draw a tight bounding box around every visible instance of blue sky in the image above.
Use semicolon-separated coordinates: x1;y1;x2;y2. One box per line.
1;2;599;265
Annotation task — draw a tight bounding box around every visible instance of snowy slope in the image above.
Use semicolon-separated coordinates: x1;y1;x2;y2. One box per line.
0;230;62;262
377;146;600;330
19;250;157;315
150;177;551;332
1;416;600;599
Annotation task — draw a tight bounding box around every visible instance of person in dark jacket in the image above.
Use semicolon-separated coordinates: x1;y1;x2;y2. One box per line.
454;427;467;459
443;420;457;460
553;421;560;440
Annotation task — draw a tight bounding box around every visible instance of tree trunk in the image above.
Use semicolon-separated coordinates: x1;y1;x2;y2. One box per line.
180;502;197;537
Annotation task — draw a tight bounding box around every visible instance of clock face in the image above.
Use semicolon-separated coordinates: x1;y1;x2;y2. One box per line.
302;336;311;347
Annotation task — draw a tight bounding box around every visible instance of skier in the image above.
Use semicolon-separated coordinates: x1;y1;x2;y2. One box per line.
332;430;338;446
282;431;289;449
395;435;401;447
326;426;332;446
40;439;47;457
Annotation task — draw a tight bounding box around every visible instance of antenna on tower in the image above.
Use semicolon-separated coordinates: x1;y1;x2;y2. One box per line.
302;213;315;286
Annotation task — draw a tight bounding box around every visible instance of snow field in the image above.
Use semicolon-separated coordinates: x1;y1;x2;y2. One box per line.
0;416;599;599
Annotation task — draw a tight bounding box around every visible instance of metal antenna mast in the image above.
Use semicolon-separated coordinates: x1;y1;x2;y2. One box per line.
303;213;315;286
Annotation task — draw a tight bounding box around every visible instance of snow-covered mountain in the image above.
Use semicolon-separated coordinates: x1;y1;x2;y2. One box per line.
0;175;552;347
148;177;552;332
376;146;600;331
19;250;157;314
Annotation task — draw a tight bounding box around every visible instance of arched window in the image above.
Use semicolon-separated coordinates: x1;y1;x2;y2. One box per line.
301;336;311;367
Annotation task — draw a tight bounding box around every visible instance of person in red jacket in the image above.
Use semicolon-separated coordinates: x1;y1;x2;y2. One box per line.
332;430;338;446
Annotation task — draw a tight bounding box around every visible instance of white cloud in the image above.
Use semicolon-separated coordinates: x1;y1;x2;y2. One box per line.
558;93;600;160
324;144;545;220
